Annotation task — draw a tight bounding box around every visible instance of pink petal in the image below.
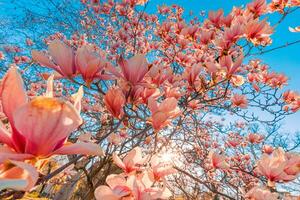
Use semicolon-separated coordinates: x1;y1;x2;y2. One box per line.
53;141;104;156
71;86;84;113
0;146;33;163
48;40;75;77
0;67;28;123
45;74;54;97
0;160;38;191
31;50;58;70
13;97;82;156
112;152;126;170
94;185;119;200
106;174;127;190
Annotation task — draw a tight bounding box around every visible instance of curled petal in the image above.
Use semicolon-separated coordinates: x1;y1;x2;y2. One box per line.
0;160;38;191
45;74;54;97
0;67;28;123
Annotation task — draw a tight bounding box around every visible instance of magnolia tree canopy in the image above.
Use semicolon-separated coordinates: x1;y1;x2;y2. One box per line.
0;0;300;199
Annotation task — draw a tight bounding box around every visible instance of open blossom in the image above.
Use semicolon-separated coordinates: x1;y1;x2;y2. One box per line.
75;44;112;85
231;94;248;108
245;186;278;200
219;54;244;76
0;159;38;191
208;151;229;170
148;155;177;182
0;68;103;162
256;148;300;186
247;0;267;17
148;97;181;131
95;173;171;200
32;40;76;78
112;54;149;87
248;133;264;144
104;87;126;119
113;147;146;174
244;19;273;46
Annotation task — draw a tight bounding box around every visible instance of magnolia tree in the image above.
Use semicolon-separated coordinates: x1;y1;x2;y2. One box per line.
0;0;300;199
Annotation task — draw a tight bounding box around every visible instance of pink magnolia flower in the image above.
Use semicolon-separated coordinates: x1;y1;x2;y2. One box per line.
262;145;274;154
95;173;170;200
245;186;278;200
0;159;38;191
112;147;145;174
256;148;300;186
148;155;177;182
0;68;103;161
148;97;181;131
104;87;126;119
94;174;132;200
231;94;248;108
75;45;112;85
112;55;149;87
244;19;273;46
208;9;224;27
219;54;244;76
248;133;264;144
208;151;229;170
247;0;267;17
31;40;76;78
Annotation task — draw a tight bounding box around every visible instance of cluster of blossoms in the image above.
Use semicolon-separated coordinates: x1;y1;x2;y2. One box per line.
95;147;176;199
0;0;299;199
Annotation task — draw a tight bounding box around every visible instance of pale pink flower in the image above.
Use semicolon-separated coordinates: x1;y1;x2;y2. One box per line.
245;186;278;200
256;148;299;186
104;87;126;119
112;147;145;174
32;40;76;78
112;55;149;87
231;94;248;108
0;68;103;161
75;45;112;85
148;155;177;182
208;151;229;170
148;97;181;131
248;133;264;144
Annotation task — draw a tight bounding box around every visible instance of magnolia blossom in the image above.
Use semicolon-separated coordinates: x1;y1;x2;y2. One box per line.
256;148;300;186
248;133;264;144
75;44;112;85
112;54;149;88
148;155;177;182
0;68;103;162
95;173;171;200
148;97;181;131
112;147;146;174
208;151;229;170
245;186;278;200
104;87;126;119
32;40;76;77
231;94;248;108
